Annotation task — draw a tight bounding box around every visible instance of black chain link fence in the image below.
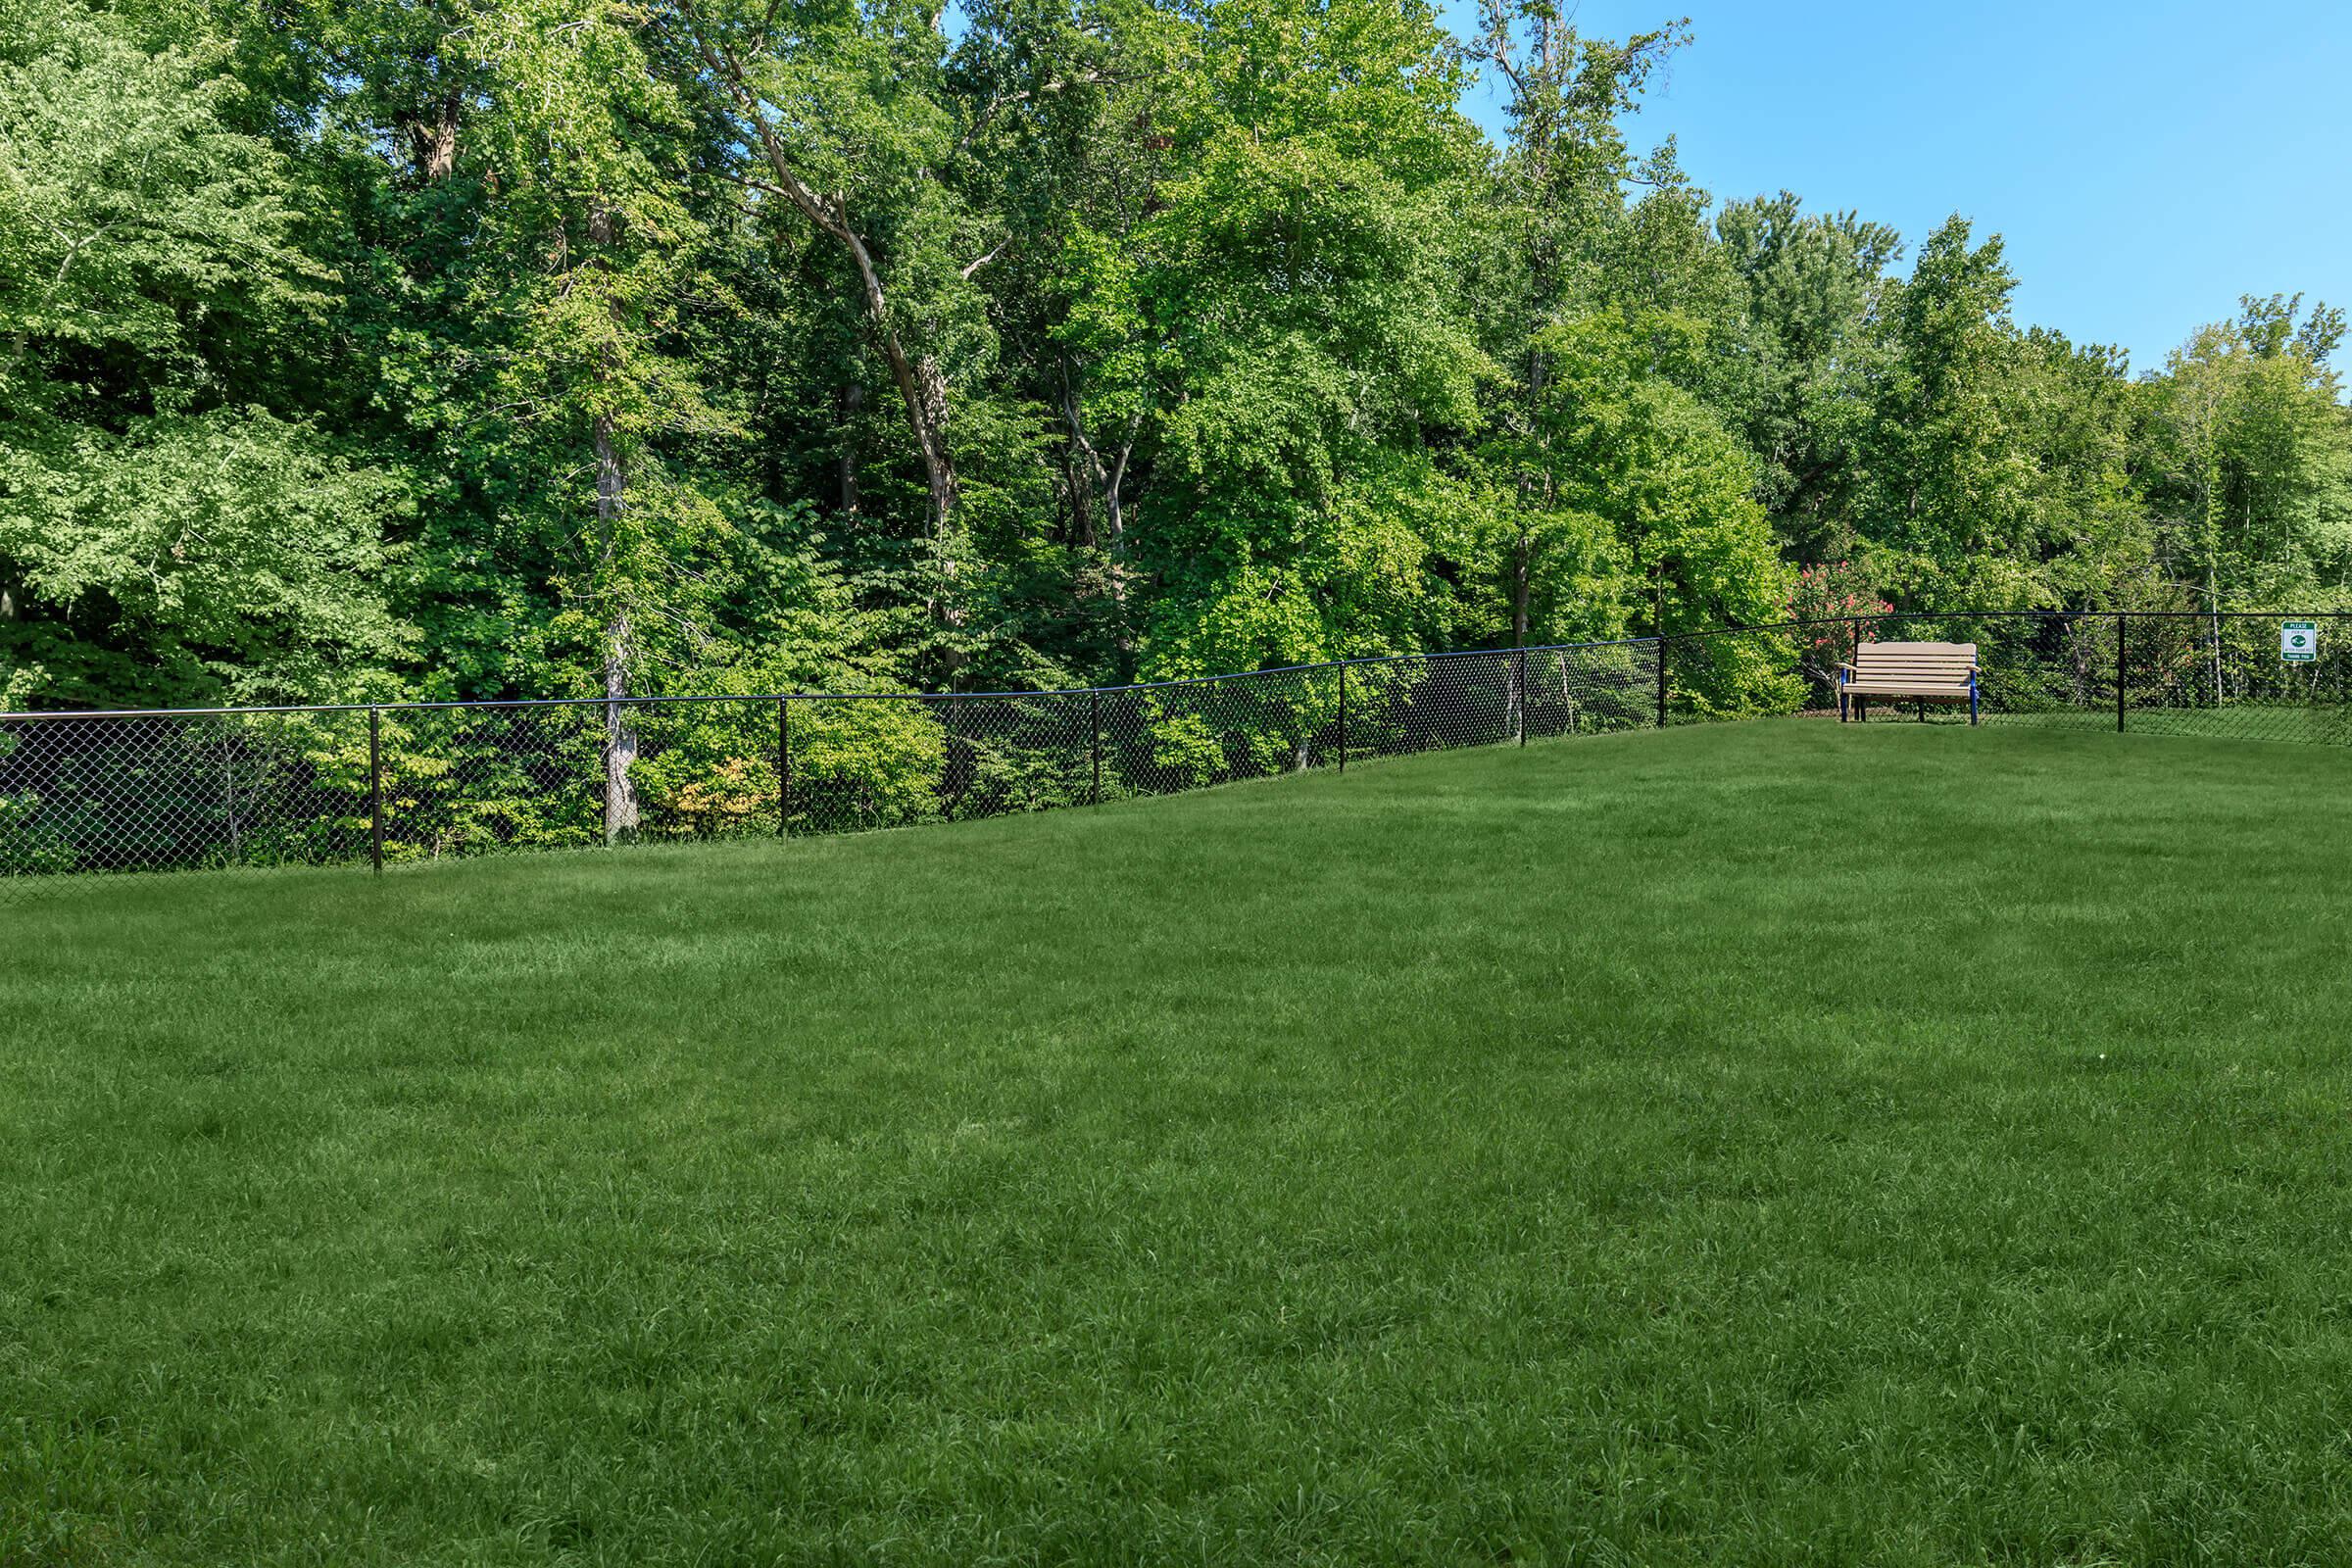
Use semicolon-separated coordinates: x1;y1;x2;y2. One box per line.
5;613;2348;887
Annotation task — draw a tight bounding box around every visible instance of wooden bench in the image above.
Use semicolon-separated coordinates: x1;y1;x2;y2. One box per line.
1838;641;1981;723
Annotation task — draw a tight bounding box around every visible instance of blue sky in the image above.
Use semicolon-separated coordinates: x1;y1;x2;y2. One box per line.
1435;0;2352;374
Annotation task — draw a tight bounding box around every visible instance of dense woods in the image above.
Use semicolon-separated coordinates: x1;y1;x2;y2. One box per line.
3;0;2347;712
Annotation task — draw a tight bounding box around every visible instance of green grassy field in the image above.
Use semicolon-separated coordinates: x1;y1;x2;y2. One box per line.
1827;699;2352;747
8;721;2352;1565
1978;704;2352;746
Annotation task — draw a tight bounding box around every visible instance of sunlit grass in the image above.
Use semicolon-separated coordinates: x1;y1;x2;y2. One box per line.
8;720;2352;1564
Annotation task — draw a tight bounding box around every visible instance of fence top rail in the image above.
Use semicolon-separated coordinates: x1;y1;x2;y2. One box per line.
4;609;2345;723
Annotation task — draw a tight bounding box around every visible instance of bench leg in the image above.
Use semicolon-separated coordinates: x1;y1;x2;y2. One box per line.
1971;688;1980;726
1918;699;1926;722
1856;697;1866;722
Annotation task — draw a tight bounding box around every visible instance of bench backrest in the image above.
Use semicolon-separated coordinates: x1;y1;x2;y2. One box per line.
1854;641;1977;685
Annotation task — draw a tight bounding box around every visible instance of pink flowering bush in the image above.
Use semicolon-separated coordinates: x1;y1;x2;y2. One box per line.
1788;561;1892;678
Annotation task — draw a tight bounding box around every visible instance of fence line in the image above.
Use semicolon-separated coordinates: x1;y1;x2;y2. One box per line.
4;612;2348;885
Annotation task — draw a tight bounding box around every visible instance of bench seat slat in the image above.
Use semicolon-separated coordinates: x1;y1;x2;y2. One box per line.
1845;643;1977;682
1842;641;1980;721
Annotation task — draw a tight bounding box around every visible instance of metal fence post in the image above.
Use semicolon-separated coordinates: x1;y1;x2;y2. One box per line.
1090;689;1102;806
1654;637;1668;728
777;696;792;837
368;706;383;874
944;694;960;820
1516;647;1528;746
1337;662;1348;773
2116;612;2128;733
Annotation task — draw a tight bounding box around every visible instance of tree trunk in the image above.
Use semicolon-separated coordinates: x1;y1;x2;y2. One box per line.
910;353;957;547
604;612;639;845
1512;532;1532;647
837;381;863;517
408;91;462;182
681;20;961;561
597;411;640;845
1101;416;1140;577
1510;531;1532;730
2207;561;2224;709
1062;443;1094;548
586;199;638;844
1060;382;1139;607
910;353;962;634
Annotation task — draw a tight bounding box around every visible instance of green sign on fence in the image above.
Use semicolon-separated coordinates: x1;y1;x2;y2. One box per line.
2282;620;2319;663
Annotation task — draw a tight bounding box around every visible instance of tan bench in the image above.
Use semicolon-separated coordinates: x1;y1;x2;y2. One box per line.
1838;641;1981;723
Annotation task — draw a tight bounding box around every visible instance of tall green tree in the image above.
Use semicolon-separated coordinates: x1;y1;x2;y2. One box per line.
1047;0;1493;675
4;0;2346;724
671;0;987;606
2137;294;2352;610
1711;193;1901;564
0;0;411;707
1850;217;2142;609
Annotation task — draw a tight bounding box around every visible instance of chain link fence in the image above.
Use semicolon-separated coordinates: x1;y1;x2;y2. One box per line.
6;613;2348;887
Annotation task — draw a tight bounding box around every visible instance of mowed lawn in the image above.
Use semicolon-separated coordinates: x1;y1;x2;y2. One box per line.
9;722;2352;1566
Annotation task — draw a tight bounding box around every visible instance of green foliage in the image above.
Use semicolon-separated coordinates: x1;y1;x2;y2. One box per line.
1046;0;1493;678
2136;296;2352;612
788;697;950;832
1502;309;1794;716
1;0;2346;722
0;0;328;394
0;410;414;707
1709;194;1901;558
0;0;410;707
